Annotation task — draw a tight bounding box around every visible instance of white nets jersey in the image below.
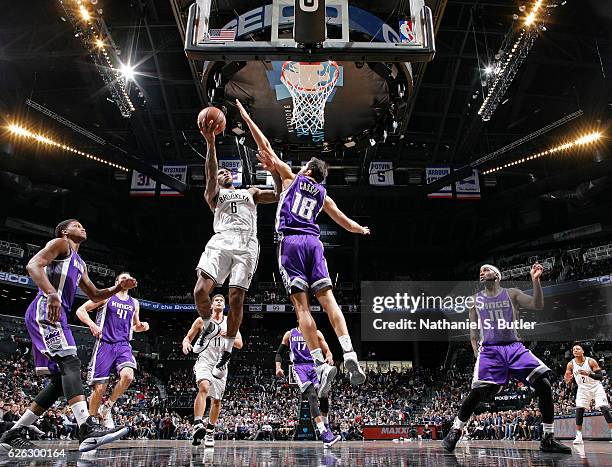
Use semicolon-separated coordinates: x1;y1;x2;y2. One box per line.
572;358;601;391
213;188;257;236
196;316;227;365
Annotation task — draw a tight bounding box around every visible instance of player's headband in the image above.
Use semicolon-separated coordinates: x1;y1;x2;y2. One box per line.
481;264;502;281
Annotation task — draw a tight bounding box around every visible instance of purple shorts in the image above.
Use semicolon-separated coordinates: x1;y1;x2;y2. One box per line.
86;340;137;385
25;295;77;376
292;363;319;393
278;234;332;295
472;341;550;389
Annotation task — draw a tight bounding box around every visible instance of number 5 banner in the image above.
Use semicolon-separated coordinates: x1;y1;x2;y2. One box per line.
369;161;394;186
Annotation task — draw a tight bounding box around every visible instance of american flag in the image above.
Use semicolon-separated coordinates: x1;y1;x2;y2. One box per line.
206;29;236;42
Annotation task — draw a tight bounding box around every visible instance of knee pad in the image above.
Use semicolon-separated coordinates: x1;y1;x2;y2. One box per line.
600;405;612;423
575;407;585;426
57;355;84;400
319;396;329;414
304;385;321;419
34;374;63;410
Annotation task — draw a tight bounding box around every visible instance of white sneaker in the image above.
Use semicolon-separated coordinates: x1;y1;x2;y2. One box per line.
204;431;215;448
98;404;115;429
343;352;366;385
572;435;583;445
193;322;220;354
316;364;337;398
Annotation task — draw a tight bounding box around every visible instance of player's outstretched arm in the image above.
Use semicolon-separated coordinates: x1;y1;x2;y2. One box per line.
182;318;203;354
257;148;295;189
235;99;273;152
79;269;137;303
322;195;370;235
200;118;220;211
76;299;105;338
508;263;544;310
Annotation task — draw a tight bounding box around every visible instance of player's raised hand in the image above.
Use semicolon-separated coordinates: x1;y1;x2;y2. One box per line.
275;367;285;378
118;276;137;290
46;292;61;323
235;99;251;122
199;118;219;145
257;148;277;172
530;262;543;281
360;226;371;235
182;340;193;355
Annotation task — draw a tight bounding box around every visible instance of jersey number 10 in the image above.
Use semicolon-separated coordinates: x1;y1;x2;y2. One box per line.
291;193;317;221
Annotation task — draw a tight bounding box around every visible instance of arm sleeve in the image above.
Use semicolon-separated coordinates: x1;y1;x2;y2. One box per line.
275;343;289;363
590;369;606;381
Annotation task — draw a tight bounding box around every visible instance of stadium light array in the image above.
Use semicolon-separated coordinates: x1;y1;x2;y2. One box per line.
7;124;129;172
524;0;543;26
482;131;602;174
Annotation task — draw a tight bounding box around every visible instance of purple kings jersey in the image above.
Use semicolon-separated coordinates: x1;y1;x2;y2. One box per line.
96;294;136;343
275;174;326;237
289;328;313;364
476;288;519;345
36;249;85;312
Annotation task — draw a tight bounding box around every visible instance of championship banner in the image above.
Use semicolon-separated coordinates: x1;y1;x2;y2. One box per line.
369;161;394;186
455;169;481;200
426;167;452;198
219;158;242;187
265;304;286;312
160;165;188;197
130;169;157;197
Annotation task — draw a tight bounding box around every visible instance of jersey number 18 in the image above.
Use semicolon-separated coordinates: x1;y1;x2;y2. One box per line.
291;193;317;221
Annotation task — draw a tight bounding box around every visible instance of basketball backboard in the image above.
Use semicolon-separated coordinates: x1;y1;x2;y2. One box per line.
184;0;435;62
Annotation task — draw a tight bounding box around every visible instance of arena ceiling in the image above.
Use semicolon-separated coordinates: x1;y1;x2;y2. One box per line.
0;0;610;264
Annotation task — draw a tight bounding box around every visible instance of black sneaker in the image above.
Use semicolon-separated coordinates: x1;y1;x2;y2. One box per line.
211;351;232;379
192;423;206;446
442;428;462;452
78;416;128;452
540;432;571;453
0;427;36;452
193;322;220;354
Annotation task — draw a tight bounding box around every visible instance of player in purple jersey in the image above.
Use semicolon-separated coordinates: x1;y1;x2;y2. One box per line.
236;99;368;391
275;326;340;447
0;219;136;453
442;263;571;454
76;272;150;429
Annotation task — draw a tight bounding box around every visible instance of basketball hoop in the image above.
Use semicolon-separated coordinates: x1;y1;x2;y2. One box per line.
280;61;340;136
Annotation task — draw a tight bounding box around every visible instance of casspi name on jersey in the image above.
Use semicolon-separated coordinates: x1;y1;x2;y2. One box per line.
218;191;250;204
299;181;320;197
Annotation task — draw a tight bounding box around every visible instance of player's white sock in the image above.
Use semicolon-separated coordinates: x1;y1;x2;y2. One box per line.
575;431;582;438
224;336;236;353
338;335;354;353
311;348;325;364
322;416;329;424
452;417;465;430
542;423;554;434
11;409;40;431
71;400;89;426
316;421;326;433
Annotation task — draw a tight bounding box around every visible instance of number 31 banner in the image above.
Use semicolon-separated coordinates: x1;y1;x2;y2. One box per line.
130;167;158;197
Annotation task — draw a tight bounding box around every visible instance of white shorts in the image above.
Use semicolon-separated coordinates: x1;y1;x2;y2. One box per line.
196;232;259;291
576;385;609;409
194;356;227;400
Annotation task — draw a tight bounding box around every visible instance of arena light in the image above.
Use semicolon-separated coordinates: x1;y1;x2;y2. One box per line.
79;5;91;21
120;63;135;81
482;131;602;174
524;0;543;26
95;38;105;49
7;123;129;172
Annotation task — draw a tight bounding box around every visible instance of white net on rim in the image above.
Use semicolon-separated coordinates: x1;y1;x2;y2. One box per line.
280;61;339;136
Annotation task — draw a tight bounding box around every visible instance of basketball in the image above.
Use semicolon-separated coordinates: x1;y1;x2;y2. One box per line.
197;106;226;135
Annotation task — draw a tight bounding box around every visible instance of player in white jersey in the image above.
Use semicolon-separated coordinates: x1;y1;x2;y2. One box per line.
182;294;243;447
564;343;612;444
195;117;280;380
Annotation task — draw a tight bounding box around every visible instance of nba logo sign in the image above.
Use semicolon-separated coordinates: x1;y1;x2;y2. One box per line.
399;19;416;44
